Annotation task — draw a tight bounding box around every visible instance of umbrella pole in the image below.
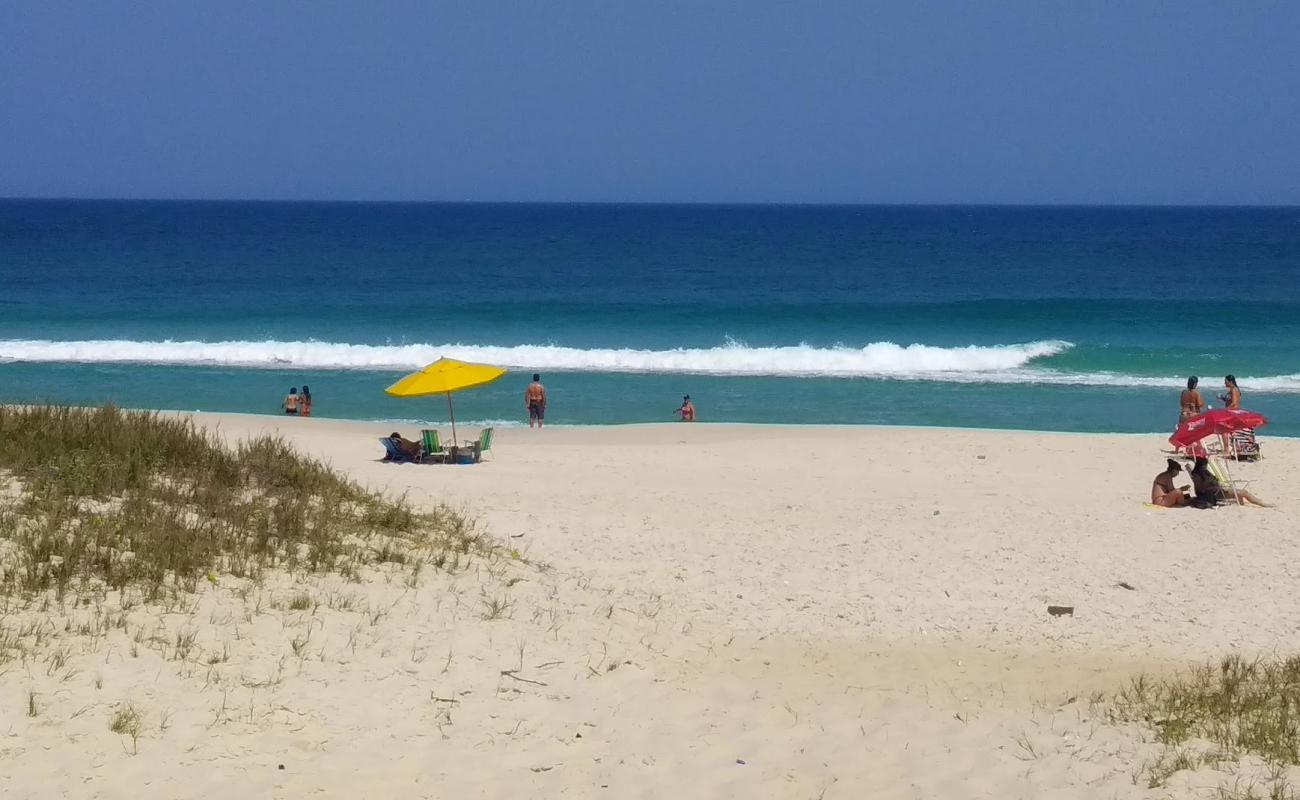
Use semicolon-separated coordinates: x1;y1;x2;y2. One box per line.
447;392;458;448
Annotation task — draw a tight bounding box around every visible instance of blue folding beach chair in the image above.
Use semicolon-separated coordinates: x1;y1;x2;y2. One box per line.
379;437;417;463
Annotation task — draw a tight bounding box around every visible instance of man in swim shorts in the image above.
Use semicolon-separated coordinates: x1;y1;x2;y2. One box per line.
525;373;546;428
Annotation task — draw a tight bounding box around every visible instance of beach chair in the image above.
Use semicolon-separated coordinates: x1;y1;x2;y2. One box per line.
1207;456;1253;500
421;429;447;464
459;427;494;463
378;437;421;463
1229;428;1261;461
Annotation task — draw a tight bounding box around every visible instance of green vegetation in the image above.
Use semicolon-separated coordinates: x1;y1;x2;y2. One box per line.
108;703;143;753
1108;655;1300;795
0;405;486;602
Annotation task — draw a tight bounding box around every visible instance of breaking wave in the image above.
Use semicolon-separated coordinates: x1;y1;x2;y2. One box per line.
1;338;1298;392
0;338;1070;376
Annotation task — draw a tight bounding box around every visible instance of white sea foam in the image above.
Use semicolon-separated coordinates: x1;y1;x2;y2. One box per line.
1;338;1298;392
0;337;1070;375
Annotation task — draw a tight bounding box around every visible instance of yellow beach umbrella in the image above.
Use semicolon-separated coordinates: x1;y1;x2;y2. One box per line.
385;357;506;446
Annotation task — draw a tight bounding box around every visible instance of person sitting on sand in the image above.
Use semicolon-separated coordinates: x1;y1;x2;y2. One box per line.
1151;458;1191;508
677;395;696;422
283;387;300;415
1187;456;1272;508
386;432;422;461
1179;376;1204;422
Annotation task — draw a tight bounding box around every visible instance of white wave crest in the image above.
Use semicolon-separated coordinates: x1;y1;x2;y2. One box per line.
2;338;1298;393
0;338;1070;377
913;370;1300;393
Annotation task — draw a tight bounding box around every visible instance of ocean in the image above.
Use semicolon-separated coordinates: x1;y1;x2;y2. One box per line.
2;200;1298;435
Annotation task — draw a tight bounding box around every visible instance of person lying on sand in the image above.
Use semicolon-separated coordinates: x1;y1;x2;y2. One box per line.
386;432;422;462
1151;458;1191;507
1187;456;1272;508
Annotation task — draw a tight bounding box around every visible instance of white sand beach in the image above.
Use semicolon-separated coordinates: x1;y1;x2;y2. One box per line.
5;415;1299;799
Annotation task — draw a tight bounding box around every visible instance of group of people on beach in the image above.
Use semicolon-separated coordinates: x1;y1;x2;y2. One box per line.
1153;373;1271;509
281;385;312;416
1178;374;1241;422
1150;456;1270;509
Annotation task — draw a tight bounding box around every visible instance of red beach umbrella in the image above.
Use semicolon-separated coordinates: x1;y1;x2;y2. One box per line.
1169;408;1268;449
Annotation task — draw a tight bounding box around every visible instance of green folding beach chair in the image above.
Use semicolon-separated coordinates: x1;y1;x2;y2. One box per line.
1208;456;1252;500
461;427;494;463
420;429;447;464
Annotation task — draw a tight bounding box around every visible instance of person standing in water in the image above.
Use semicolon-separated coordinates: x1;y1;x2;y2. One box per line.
1219;375;1241;410
1218;375;1251;458
283;387;300;415
1179;377;1204;422
299;385;313;417
677;395;696;422
525;373;546;428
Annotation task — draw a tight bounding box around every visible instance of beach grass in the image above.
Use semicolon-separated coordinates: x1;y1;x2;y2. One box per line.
1108;655;1300;793
0;404;487;603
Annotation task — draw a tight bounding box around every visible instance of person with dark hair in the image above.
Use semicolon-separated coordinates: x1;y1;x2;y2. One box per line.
1219;375;1241;410
283;387;300;415
1216;374;1261;460
1151;458;1190;508
676;395;696;422
525;373;546;428
1179;376;1204;422
299;384;313;417
1187;456;1272;508
386;431;422;461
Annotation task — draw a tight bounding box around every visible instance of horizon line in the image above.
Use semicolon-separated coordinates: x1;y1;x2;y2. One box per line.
2;195;1299;210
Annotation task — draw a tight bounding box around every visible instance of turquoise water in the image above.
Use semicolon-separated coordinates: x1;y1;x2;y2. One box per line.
3;201;1298;433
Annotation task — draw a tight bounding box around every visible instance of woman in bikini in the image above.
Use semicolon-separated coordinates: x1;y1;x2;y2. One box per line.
1219;375;1241;410
1151;458;1190;508
1174;377;1206;455
1179;376;1204;422
299;385;313;417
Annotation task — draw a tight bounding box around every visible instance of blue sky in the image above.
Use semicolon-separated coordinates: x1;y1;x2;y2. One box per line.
1;1;1297;204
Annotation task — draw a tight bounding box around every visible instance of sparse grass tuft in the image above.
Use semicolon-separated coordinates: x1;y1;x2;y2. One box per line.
481;592;514;621
108;703;143;753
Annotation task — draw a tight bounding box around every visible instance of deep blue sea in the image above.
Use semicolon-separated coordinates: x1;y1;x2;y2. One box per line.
2;200;1299;434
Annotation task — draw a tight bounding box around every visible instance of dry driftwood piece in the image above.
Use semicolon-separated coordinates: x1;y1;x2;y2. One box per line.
1047;605;1074;617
